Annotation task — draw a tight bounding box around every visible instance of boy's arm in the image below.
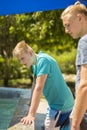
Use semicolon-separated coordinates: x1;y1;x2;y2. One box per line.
71;65;87;130
29;76;36;106
21;74;48;125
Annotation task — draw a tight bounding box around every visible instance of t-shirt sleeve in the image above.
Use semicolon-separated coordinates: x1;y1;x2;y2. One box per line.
36;58;51;76
79;39;87;64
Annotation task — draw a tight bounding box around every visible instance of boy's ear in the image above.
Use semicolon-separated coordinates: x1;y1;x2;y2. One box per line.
28;49;32;56
77;13;83;21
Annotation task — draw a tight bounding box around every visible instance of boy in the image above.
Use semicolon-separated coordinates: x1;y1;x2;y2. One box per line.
61;1;87;130
13;40;74;130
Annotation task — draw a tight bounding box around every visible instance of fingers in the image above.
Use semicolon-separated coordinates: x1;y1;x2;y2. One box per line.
20;116;34;125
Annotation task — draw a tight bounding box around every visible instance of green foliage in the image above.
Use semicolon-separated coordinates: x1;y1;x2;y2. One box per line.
0;10;78;87
8;78;31;88
57;49;76;74
46;49;76;74
8;58;32;79
0;56;33;86
0;55;4;78
0;10;77;57
0;49;76;87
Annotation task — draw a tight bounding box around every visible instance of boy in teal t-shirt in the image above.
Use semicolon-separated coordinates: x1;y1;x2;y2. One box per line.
13;40;74;130
32;52;74;111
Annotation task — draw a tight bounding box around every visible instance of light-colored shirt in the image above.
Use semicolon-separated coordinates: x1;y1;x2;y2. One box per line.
76;34;87;121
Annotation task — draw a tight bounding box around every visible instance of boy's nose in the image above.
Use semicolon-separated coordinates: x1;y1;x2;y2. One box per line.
65;28;70;34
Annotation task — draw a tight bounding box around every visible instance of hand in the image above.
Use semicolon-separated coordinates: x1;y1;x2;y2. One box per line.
20;115;35;125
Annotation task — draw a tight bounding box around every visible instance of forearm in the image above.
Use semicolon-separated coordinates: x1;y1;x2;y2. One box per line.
28;87;42;117
72;85;87;128
20;75;47;125
28;75;47;118
29;77;36;105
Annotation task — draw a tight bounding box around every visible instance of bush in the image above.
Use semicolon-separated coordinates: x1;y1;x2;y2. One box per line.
0;55;4;78
0;56;33;86
0;49;76;87
46;49;76;74
57;49;76;74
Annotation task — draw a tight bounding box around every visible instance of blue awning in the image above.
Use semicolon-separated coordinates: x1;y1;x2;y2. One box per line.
0;0;87;16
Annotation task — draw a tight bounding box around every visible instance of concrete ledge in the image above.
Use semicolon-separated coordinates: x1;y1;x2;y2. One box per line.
8;98;35;130
1;87;48;130
6;88;35;130
8;122;34;130
8;98;30;126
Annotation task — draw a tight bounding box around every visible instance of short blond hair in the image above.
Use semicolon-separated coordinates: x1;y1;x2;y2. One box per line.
12;40;33;58
61;1;87;19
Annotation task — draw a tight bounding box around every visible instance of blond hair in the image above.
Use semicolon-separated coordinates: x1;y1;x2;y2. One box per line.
12;40;33;58
61;1;87;19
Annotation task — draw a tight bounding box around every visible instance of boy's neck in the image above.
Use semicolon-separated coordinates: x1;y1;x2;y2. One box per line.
32;54;37;65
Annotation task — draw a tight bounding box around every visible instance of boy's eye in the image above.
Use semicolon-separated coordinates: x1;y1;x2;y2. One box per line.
64;24;70;28
19;57;24;62
21;57;24;60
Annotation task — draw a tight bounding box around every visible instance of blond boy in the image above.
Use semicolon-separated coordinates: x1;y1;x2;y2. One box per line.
13;40;74;130
61;1;87;130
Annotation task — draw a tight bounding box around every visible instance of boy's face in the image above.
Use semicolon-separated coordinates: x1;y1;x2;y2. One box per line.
18;52;32;68
62;14;82;39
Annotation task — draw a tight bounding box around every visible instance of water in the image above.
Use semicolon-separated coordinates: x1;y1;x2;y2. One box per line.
0;98;19;130
0;87;31;130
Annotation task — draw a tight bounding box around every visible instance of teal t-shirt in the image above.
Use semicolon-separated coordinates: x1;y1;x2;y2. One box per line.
32;52;74;111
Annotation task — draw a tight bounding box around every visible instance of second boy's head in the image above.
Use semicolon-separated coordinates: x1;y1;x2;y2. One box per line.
61;1;87;39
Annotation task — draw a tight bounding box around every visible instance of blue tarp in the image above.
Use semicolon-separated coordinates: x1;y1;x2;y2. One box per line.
0;0;87;16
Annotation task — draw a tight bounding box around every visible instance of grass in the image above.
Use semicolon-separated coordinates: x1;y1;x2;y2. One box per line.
0;78;32;88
